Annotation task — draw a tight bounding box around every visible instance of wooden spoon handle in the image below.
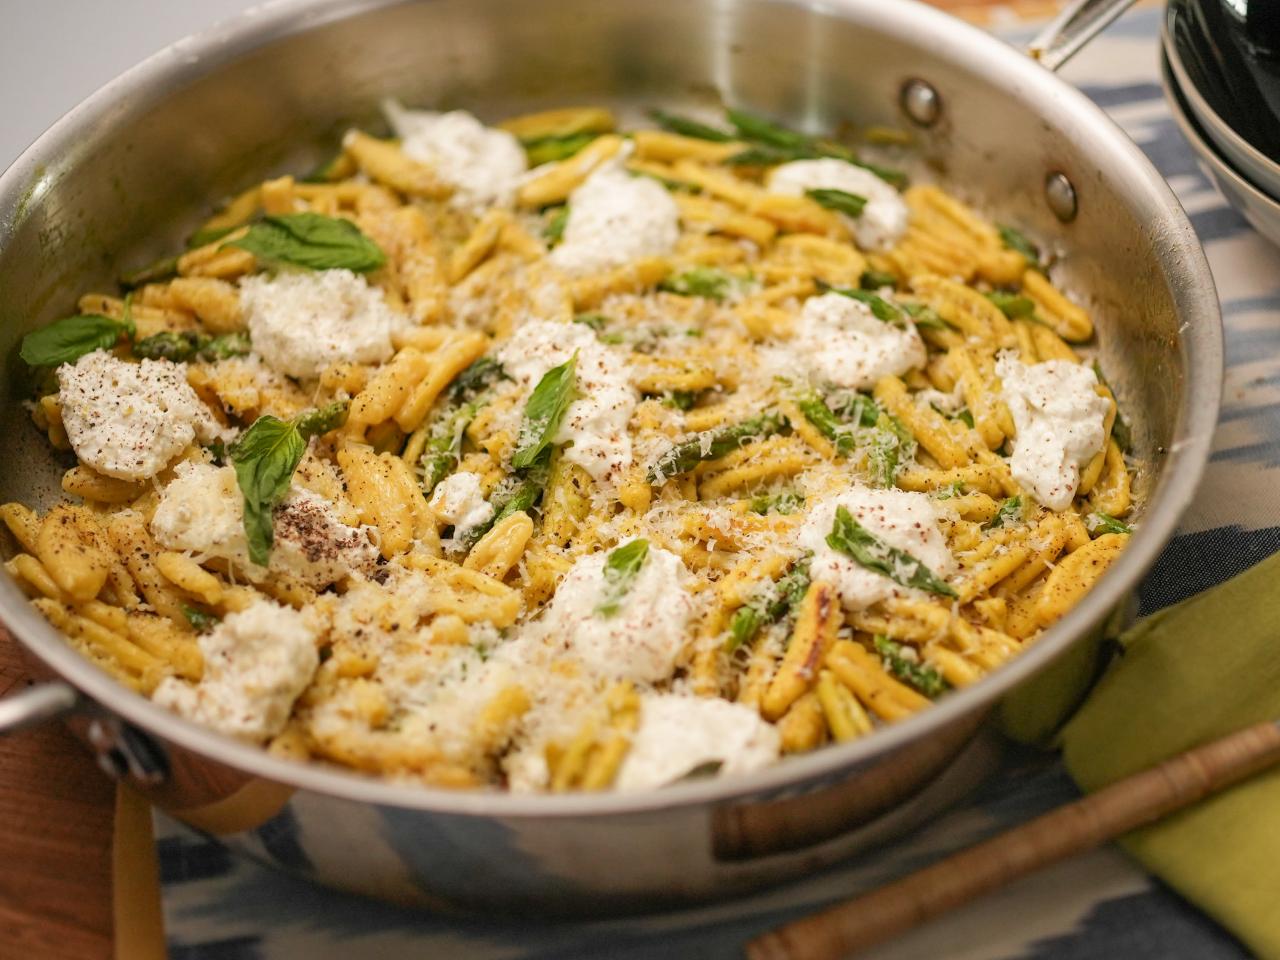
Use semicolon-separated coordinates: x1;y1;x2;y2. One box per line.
748;720;1280;960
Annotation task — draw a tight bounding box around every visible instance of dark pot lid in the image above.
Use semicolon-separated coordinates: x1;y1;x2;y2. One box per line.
1167;0;1280;161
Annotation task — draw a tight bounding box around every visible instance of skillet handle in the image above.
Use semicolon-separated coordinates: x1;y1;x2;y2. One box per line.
0;681;79;734
1027;0;1139;72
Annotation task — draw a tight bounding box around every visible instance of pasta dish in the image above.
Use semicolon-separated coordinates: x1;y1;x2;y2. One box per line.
3;103;1135;792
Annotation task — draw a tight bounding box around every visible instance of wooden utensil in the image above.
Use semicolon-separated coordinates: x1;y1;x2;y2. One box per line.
747;720;1280;960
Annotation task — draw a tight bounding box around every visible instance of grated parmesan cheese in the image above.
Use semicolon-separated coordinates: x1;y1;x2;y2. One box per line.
57;350;232;482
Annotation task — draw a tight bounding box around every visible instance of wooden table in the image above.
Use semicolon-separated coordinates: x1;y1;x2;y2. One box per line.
0;2;1063;956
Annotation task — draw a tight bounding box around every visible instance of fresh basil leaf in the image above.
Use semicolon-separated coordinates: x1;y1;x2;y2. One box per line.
229;212;386;272
986;495;1024;530
228;401;349;565
523;132;596;167
544;206;569;246
648;109;735;142
20;314;134;367
229;416;307;567
512;354;577;469
1087;512;1132;536
860;269;898;291
826;505;956;597
181;604;221;633
647;411;787;483
821;282;904;324
806;188;867;218
997;224;1043;270
659;266;740;302
596;538;650;617
986;291;1037;319
133;330;252;363
874;635;949;698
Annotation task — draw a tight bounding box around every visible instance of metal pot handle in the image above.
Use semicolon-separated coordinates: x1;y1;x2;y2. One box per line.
1028;0;1139;72
0;681;79;734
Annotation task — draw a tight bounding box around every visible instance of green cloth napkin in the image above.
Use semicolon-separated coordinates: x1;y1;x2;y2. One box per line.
1061;549;1280;960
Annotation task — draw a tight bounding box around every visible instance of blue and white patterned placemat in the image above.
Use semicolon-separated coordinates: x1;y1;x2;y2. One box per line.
155;7;1280;957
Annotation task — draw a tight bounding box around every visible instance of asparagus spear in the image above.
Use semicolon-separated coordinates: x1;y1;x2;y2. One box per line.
874;635;949;698
725;558;812;652
647;411;788;483
132;330;251;363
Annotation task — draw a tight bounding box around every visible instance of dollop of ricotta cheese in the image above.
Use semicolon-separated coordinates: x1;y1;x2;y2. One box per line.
780;292;926;390
239;269;403;379
549;155;680;275
57;350;231;482
382;101;527;213
614;694;781;791
495;320;638;485
767;158;909;251
797;485;955;610
996;353;1110;510
152;599;319;742
150;461;377;587
428;471;494;543
529;541;696;684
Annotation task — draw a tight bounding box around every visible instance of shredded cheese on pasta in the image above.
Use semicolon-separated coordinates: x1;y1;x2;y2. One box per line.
6;104;1137;793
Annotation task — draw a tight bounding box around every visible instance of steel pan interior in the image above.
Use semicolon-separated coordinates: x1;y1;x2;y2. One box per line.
0;0;1221;910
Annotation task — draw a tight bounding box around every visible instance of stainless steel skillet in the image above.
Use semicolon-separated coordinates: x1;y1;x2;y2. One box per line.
0;0;1221;913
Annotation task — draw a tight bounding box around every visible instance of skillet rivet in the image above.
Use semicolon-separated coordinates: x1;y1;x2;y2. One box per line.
1045;172;1078;222
900;79;941;127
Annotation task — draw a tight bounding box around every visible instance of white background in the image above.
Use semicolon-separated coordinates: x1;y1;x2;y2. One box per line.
0;0;261;171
